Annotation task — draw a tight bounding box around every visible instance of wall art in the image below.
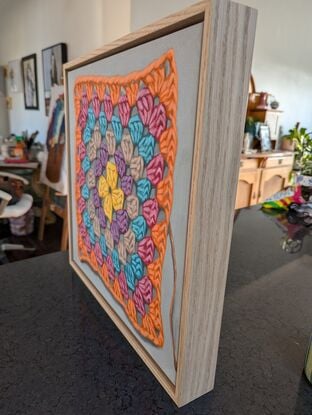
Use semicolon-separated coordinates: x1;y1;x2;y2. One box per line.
65;0;257;406
8;59;22;93
22;54;38;110
40;85;67;194
42;43;67;115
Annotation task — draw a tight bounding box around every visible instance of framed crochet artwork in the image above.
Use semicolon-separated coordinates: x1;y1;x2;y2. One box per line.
65;0;256;407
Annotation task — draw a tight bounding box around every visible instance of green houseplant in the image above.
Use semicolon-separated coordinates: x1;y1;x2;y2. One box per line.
285;124;312;194
288;125;312;176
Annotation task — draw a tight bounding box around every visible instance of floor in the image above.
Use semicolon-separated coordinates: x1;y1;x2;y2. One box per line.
0;215;63;264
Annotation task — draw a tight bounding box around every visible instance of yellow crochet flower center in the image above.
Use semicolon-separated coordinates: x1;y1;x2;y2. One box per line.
98;161;124;222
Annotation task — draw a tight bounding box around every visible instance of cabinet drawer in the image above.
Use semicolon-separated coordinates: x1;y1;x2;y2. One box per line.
264;156;293;168
258;166;292;203
240;158;259;169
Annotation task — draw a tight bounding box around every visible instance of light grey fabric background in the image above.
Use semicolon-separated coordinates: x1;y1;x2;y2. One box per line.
67;22;203;383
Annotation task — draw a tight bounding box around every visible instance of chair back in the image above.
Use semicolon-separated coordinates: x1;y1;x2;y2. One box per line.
0;189;12;216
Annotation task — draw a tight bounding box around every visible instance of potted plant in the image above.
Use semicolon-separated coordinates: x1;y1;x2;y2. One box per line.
287;124;312;191
242;116;256;153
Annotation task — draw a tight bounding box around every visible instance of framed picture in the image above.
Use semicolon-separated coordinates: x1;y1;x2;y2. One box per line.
8;60;22;93
39;85;67;194
259;124;271;151
21;54;39;110
64;0;256;407
42;43;67;115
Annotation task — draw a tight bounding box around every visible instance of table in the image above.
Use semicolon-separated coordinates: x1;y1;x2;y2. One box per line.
0;161;38;170
0;206;311;414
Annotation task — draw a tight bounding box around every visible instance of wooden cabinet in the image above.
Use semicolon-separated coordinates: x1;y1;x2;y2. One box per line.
236;169;261;209
235;152;294;209
258;166;291;203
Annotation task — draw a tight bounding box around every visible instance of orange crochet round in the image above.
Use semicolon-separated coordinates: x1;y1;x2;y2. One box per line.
74;49;178;347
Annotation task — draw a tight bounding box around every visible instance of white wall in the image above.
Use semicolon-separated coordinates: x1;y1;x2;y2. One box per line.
131;0;312;134
0;0;131;142
1;0;311;139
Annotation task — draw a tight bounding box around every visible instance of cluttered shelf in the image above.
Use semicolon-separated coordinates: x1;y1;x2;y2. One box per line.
237;76;312;210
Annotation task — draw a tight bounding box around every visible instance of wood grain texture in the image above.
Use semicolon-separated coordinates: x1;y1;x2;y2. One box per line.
64;0;257;407
175;0;257;406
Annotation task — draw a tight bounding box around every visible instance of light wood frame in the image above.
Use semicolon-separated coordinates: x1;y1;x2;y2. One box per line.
64;0;256;407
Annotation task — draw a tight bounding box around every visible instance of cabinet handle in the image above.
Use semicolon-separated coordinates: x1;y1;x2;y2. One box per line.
278;159;282;165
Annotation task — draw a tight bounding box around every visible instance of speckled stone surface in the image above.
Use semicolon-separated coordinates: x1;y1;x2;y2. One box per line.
0;206;312;414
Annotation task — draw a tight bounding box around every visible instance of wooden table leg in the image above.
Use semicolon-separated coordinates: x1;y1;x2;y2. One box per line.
38;185;50;241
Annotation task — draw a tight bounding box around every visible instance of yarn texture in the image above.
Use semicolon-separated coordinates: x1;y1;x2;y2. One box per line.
74;49;178;347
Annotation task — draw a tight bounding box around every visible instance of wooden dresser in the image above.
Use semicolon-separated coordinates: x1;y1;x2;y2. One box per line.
235;152;294;209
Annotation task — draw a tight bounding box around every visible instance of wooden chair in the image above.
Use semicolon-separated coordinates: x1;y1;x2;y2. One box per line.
0;172;35;262
38;185;68;251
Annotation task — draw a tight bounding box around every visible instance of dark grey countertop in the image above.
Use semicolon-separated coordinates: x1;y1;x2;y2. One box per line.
0;207;312;414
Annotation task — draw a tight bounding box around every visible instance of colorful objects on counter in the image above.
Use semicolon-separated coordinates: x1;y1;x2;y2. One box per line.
262;186;305;210
287;202;312;226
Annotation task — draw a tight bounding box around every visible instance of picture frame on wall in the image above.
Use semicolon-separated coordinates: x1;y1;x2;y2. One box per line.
42;43;67;116
64;0;256;407
39;84;67;195
21;54;39;110
8;59;22;93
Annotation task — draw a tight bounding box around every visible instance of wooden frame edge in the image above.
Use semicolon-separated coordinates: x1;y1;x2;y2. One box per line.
64;0;257;407
63;1;211;407
175;0;257;406
174;0;212;404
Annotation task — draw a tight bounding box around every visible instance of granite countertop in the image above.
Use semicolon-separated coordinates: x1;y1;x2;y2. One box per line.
0;206;312;414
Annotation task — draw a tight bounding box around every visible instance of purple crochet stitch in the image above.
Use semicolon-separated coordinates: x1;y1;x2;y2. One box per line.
110;219;120;244
121;175;133;196
114;148;126;178
97;208;106;229
116;209;129;234
92;188;101;209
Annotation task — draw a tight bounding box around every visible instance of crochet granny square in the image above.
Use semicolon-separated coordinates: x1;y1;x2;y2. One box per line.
74;50;178;346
